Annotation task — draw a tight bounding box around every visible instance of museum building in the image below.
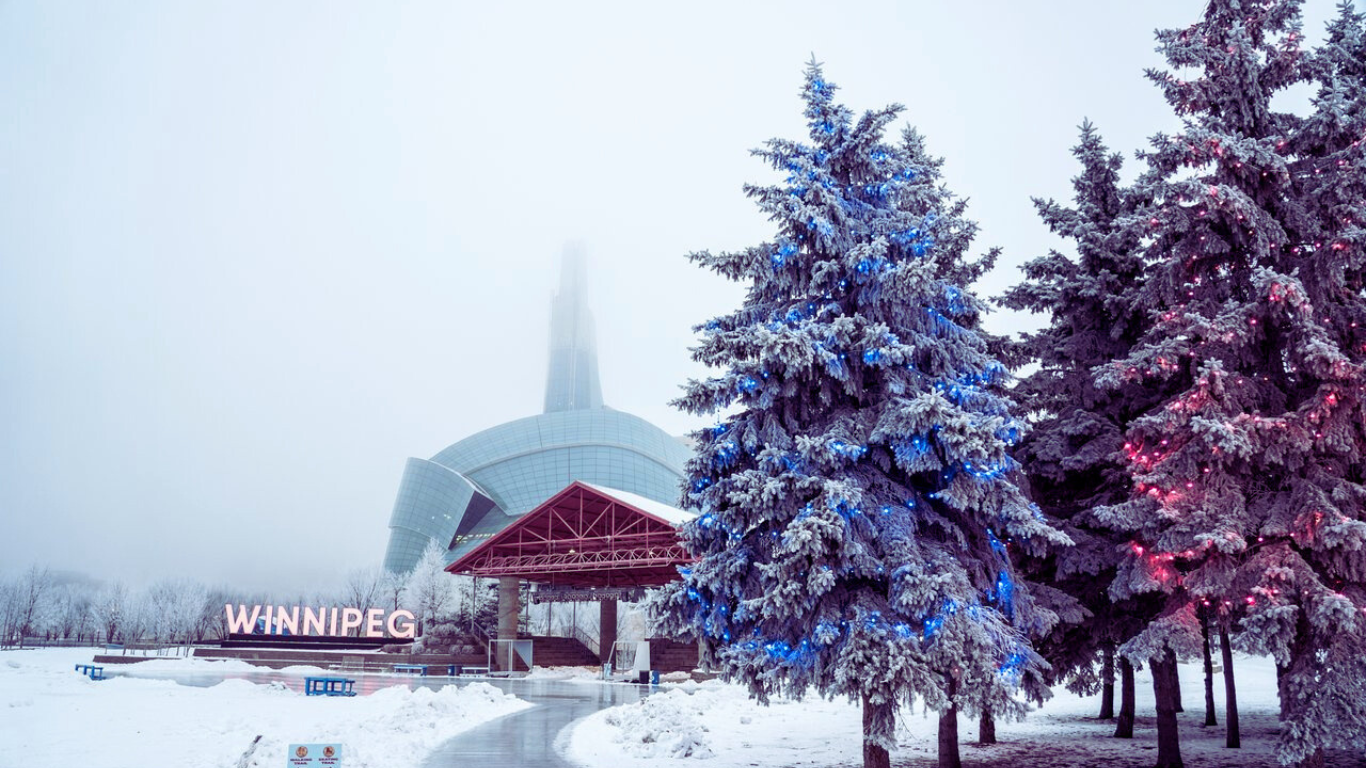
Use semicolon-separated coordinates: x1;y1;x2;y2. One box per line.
382;248;692;576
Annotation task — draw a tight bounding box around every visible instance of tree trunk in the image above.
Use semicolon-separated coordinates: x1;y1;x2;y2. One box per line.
1115;656;1136;738
1171;654;1183;713
1100;642;1116;719
1152;648;1185;768
861;695;891;768
979;709;996;745
1219;626;1239;748
938;703;961;768
1201;607;1217;726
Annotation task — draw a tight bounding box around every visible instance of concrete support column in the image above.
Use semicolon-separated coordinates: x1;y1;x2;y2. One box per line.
599;599;618;666
497;577;520;641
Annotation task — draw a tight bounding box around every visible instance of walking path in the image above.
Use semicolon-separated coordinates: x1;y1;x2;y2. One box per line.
422;678;651;768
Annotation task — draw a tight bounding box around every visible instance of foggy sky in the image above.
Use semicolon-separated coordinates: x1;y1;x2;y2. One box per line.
1;1;1354;594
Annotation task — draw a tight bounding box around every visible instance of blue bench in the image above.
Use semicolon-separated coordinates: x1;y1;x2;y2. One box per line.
304;677;356;697
392;664;428;676
74;664;105;681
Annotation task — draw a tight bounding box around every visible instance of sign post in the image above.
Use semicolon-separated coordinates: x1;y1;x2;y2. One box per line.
287;743;342;767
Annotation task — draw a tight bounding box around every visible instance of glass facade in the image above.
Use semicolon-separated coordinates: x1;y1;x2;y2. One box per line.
383;409;690;573
382;247;690;573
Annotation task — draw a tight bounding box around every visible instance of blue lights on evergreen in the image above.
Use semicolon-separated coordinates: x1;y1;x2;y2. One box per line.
944;286;966;315
664;63;1061;746
999;649;1027;686
893;434;930;464
997;424;1021;446
922;613;945;641
996;571;1015;619
714;441;739;468
828;440;868;460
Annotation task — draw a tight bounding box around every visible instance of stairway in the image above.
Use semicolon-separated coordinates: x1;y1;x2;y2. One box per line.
529;636;600;668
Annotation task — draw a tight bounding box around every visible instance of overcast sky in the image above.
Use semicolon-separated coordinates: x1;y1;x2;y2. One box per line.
1;1;1355;594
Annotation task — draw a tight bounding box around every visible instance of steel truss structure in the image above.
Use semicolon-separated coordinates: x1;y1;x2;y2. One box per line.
445;481;693;587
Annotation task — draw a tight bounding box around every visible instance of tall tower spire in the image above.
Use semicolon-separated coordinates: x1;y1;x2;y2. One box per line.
543;244;604;412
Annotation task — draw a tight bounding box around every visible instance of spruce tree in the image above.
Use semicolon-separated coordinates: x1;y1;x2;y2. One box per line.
1094;2;1366;765
1298;1;1366;308
998;122;1166;733
652;61;1068;768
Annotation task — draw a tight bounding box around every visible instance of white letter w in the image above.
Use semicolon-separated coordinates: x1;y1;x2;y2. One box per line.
224;604;262;634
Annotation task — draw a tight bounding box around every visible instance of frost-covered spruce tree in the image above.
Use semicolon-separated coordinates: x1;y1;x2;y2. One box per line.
998;122;1165;734
1094;2;1366;766
1298;1;1366;307
652;61;1068;768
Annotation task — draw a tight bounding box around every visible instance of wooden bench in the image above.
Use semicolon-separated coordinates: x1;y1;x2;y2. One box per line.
455;665;489;676
304;677;356;697
74;664;105;681
392;663;428;676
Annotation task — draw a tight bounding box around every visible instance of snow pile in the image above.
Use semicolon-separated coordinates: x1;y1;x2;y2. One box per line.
568;680;866;766
568;656;1293;768
600;686;716;759
0;648;530;768
121;655;262;672
524;665;604;681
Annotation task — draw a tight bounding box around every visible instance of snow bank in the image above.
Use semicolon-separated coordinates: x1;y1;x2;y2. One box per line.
118;655;262;673
567;656;1293;768
568;679;862;767
0;648;531;768
599;686;718;759
524;665;604;681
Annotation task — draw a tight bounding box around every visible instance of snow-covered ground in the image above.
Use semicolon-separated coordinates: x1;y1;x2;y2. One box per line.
566;655;1317;768
0;648;530;768
4;647;1350;768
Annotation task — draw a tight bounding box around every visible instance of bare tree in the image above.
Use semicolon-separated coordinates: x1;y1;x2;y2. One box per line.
91;582;128;643
51;584;92;640
143;578;208;650
379;569;405;614
344;566;383;617
0;577;20;647
16;565;52;639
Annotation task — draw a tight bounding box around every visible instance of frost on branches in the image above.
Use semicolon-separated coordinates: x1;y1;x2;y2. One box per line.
651;61;1069;768
1093;2;1366;765
998;122;1162;712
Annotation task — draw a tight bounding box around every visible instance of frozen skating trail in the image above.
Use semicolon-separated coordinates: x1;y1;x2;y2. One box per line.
422;678;650;768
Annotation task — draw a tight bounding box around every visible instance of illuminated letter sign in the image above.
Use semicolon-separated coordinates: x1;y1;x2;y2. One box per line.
224;604;418;639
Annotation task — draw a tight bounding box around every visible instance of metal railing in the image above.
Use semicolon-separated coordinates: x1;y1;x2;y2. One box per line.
568;625;600;658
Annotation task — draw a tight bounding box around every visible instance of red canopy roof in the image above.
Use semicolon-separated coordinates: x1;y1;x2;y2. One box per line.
444;481;694;587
